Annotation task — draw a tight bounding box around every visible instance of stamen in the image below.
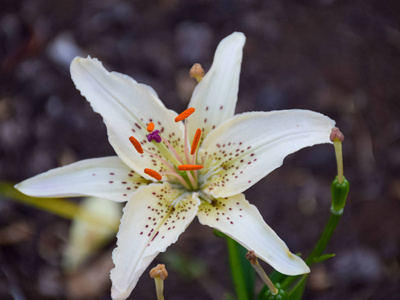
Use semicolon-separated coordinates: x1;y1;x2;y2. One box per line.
190;128;202;155
147;130;162;143
144;168;162;181
175;107;195;122
246;251;278;295
149;264;168;300
129;136;143;154
330;127;345;184
178;164;203;171
147;122;155;132
190;63;205;83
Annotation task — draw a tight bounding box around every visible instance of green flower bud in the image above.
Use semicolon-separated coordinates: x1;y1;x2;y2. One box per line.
331;176;350;214
265;283;287;300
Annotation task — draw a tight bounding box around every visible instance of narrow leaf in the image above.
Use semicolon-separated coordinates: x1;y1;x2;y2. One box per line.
226;236;255;300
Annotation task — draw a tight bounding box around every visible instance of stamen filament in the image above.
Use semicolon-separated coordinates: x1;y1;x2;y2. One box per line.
246;251;278;295
144;168;162;181
183;121;191;164
147;122;155;132
175;107;195;122
178;165;203;171
129;136;143;154
186;171;198;190
143;149;177;174
160;172;191;190
190;128;201;155
160;136;183;164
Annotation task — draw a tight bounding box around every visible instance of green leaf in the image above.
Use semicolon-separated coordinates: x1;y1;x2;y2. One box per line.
226;237;255;300
213;229;227;238
312;253;336;264
287;275;307;300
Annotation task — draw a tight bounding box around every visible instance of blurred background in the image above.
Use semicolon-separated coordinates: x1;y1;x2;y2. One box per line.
1;0;400;299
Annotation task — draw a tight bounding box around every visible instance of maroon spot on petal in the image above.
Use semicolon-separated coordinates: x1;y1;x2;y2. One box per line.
151;231;159;241
110;173;115;175
140;232;143;235
230;221;234;224
109;181;113;183
92;173;96;176
135;123;141;129
220;105;223;110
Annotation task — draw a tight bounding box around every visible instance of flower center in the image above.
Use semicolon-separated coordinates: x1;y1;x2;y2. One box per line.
128;107;203;191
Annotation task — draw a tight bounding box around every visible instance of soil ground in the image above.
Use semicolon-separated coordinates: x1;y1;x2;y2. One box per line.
1;1;400;299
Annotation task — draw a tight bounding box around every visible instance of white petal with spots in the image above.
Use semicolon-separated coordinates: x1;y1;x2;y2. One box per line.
15;157;150;202
197;193;309;275
71;57;186;179
199;110;335;198
110;183;200;300
187;32;245;145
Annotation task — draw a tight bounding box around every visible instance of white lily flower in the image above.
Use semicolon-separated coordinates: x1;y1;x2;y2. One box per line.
15;32;335;300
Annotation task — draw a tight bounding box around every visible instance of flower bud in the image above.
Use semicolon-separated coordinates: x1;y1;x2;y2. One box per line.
331;176;350;214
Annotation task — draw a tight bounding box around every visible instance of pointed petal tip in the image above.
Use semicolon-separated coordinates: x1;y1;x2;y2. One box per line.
223;31;246;47
282;249;310;275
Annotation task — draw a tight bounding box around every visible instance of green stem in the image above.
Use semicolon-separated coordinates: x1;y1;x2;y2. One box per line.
305;211;341;265
226;237;254;300
281;210;342;290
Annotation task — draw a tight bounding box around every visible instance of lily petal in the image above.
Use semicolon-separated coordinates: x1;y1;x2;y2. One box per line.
110;183;199;300
187;32;245;144
71;57;185;179
197;193;309;275
199;110;335;198
15;157;150;202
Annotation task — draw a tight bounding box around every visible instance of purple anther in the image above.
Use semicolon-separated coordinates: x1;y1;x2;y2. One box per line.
147;130;162;143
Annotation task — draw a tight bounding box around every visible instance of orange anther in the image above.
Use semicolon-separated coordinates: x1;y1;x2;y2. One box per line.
178;164;203;171
190;128;202;155
129;136;143;154
144;168;162;181
175;107;195;122
147;122;155;132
